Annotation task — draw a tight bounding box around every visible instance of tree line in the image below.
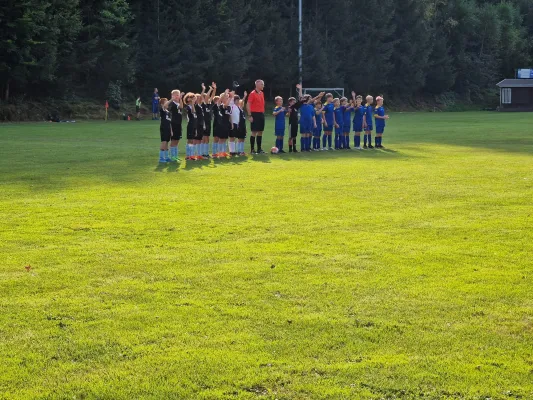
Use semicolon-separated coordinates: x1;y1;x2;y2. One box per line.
1;0;532;106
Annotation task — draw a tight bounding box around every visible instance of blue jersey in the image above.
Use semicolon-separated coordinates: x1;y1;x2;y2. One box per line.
374;106;386;129
353;105;365;125
365;104;374;126
315;109;323;133
274;106;286;130
323;103;334;129
334;106;344;128
300;103;315;123
343;106;353;127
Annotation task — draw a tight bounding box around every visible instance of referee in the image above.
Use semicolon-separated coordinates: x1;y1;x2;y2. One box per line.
246;79;265;154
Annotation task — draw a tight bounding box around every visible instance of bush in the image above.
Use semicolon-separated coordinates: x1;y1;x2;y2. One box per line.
106;81;122;110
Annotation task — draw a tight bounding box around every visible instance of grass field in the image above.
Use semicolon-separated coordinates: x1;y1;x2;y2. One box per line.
1;112;533;399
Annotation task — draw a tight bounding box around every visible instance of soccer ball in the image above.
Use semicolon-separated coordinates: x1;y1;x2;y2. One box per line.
271;147;279;154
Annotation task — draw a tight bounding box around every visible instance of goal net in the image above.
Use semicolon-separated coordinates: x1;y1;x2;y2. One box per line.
303;87;345;99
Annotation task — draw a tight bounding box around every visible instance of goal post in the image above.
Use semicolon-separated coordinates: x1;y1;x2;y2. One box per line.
303;87;345;99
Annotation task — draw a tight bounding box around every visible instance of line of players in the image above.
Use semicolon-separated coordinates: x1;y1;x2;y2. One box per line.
273;85;389;154
157;83;389;162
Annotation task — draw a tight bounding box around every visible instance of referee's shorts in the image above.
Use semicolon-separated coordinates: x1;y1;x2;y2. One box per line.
250;112;265;132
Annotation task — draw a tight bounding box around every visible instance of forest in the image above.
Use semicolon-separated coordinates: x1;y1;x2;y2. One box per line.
1;0;533;113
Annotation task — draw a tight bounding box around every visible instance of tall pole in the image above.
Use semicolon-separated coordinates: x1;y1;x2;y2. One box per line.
298;0;303;88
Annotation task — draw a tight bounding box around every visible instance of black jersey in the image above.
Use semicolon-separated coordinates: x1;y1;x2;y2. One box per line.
195;104;205;130
220;105;232;130
169;101;182;124
186;105;197;128
212;104;221;127
289;101;303;125
238;107;246;131
160;108;171;130
202;103;212;123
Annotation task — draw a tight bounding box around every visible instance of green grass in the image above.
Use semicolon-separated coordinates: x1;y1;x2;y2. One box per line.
1;112;533;399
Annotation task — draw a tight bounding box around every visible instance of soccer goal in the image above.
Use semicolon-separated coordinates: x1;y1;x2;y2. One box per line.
303;87;345;99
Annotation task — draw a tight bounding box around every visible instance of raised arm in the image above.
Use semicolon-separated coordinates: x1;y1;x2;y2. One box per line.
210;82;217;102
296;83;303;100
312;91;325;103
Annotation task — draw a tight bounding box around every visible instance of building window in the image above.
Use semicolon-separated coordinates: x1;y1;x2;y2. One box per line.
501;88;512;104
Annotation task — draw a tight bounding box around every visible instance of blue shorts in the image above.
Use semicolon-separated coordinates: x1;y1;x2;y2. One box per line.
313;128;322;137
343;125;350;134
275;128;285;137
300;122;312;134
376;126;385;134
353;122;363;133
323;121;334;132
152;103;159;113
365;125;373;132
335;126;343;135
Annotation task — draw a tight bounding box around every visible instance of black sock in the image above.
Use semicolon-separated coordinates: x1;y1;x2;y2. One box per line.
257;136;262;150
289;144;293;152
250;136;255;151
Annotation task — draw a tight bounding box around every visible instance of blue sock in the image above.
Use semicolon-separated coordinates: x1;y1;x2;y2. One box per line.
355;135;360;147
300;137;305;151
276;138;281;150
322;135;327;148
307;136;311;151
345;136;349;148
165;150;169;160
159;150;165;160
364;135;368;146
279;138;284;151
327;135;332;148
368;134;372;146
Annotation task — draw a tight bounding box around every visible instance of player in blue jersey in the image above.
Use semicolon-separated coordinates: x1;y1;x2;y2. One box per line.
299;92;324;152
333;98;344;150
342;96;355;150
364;95;374;149
351;94;365;150
322;94;335;150
373;96;389;149
313;101;323;151
152;88;160;120
299;95;315;152
273;96;288;153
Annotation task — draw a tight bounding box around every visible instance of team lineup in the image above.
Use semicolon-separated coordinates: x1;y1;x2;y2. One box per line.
156;80;390;162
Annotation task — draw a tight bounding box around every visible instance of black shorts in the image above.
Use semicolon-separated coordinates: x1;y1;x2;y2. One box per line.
171;123;182;140
160;127;171;142
203;120;212;137
236;125;247;139
229;124;238;138
194;128;203;141
218;127;229;140
290;122;299;138
136;106;140;113
250;112;265;132
186;124;196;140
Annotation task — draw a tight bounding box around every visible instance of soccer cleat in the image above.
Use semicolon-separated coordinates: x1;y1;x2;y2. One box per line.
239;152;246;156
279;150;286;154
363;145;368;149
321;147;328;151
159;158;168;163
368;145;374;149
329;147;335;151
293;149;298;153
346;146;351;150
355;146;362;150
258;149;265;154
197;155;205;160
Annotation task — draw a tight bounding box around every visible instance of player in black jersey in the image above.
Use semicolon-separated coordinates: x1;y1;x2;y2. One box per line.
194;84;206;160
211;95;221;157
201;82;216;158
184;92;199;161
164;90;183;161
216;91;232;157
158;98;172;163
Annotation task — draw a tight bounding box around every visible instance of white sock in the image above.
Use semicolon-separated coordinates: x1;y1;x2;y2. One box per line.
160;150;165;159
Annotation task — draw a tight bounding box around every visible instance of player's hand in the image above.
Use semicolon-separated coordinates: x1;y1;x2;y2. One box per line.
212;82;217;88
319;92;325;97
244;91;248;97
248;116;254;122
314;124;317;129
296;83;302;89
385;115;390;119
201;83;206;90
335;123;339;128
351;91;356;97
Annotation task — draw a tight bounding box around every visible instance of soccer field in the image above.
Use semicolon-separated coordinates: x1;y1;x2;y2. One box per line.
1;112;533;399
